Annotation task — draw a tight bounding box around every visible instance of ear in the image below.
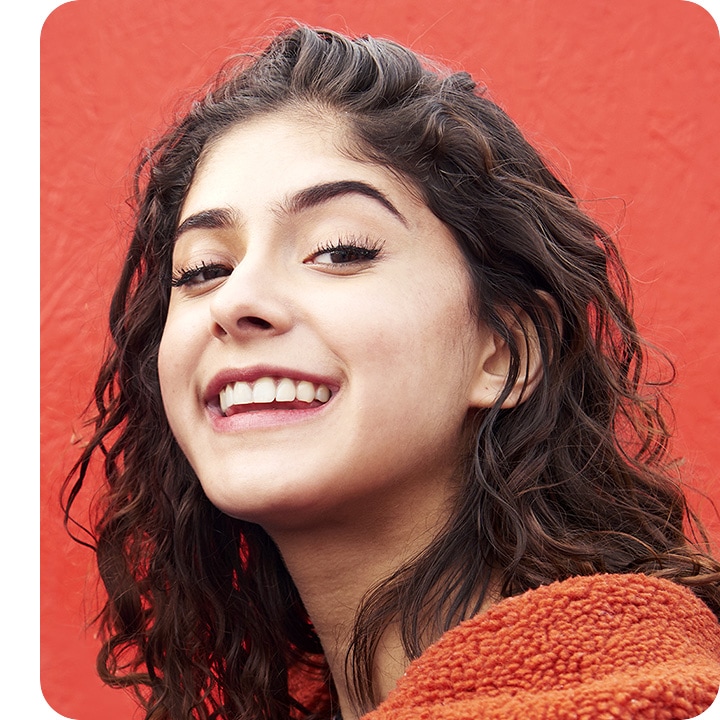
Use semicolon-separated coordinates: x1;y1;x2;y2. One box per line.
467;304;548;410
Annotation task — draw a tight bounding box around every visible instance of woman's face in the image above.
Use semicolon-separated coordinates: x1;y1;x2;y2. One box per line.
158;111;497;533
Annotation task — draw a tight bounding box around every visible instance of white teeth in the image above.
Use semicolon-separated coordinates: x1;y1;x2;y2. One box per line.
218;376;332;415
315;384;331;403
276;377;296;402
219;382;252;414
296;380;316;403
233;382;253;405
252;377;276;403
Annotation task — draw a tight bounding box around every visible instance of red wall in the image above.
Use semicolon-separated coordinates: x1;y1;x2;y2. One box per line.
41;1;720;717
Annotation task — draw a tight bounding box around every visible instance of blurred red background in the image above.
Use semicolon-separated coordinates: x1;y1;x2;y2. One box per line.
41;0;720;717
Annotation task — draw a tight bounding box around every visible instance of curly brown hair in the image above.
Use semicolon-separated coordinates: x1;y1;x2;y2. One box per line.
62;24;720;720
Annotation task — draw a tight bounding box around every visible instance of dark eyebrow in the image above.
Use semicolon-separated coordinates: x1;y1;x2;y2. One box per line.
174;180;408;241
286;180;408;226
175;207;237;240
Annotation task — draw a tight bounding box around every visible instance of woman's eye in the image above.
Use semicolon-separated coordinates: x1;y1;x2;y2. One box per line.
309;241;383;266
171;262;232;288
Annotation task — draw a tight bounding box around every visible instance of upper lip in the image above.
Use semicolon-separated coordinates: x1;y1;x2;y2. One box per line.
204;365;340;403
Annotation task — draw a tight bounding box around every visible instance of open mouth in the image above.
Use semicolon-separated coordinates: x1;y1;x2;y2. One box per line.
219;376;332;417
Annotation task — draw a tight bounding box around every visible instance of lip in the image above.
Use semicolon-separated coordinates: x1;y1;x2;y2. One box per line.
204;365;340;404
208;401;332;432
203;365;340;431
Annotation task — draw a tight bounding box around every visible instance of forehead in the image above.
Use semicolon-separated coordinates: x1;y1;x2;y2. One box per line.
179;109;422;225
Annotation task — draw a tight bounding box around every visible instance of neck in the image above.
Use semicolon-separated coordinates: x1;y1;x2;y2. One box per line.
268;493;452;720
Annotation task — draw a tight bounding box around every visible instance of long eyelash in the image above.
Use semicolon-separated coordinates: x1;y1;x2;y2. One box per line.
170;260;218;287
312;234;385;259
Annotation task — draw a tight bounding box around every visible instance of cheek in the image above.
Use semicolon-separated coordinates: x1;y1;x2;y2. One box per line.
332;278;479;401
157;313;180;391
157;310;198;419
156;333;180;433
157;334;173;398
381;277;476;358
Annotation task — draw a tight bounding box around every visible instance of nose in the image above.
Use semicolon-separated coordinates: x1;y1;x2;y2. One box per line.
209;252;293;340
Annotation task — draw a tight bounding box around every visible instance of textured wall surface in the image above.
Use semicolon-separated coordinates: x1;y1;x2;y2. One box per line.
41;1;720;717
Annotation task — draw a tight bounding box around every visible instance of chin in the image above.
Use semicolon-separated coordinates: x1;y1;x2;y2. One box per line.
198;472;338;529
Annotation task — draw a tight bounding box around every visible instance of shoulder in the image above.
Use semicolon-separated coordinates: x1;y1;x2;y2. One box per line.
364;573;720;719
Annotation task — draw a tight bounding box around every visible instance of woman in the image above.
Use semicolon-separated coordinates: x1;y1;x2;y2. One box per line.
63;25;720;720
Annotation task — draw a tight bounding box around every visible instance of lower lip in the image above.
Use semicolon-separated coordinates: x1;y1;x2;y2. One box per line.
207;400;331;432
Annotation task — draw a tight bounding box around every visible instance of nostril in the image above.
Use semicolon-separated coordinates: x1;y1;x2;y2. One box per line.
242;316;273;330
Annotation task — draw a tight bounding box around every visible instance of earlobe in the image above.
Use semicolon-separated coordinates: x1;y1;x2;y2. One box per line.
467;308;546;410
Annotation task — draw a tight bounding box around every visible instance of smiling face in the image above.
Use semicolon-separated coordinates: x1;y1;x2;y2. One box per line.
158;110;500;534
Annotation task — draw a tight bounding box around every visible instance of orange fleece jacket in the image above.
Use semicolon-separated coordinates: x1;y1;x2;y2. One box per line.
356;574;720;720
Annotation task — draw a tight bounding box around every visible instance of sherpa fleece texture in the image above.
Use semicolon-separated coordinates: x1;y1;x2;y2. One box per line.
358;574;720;720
